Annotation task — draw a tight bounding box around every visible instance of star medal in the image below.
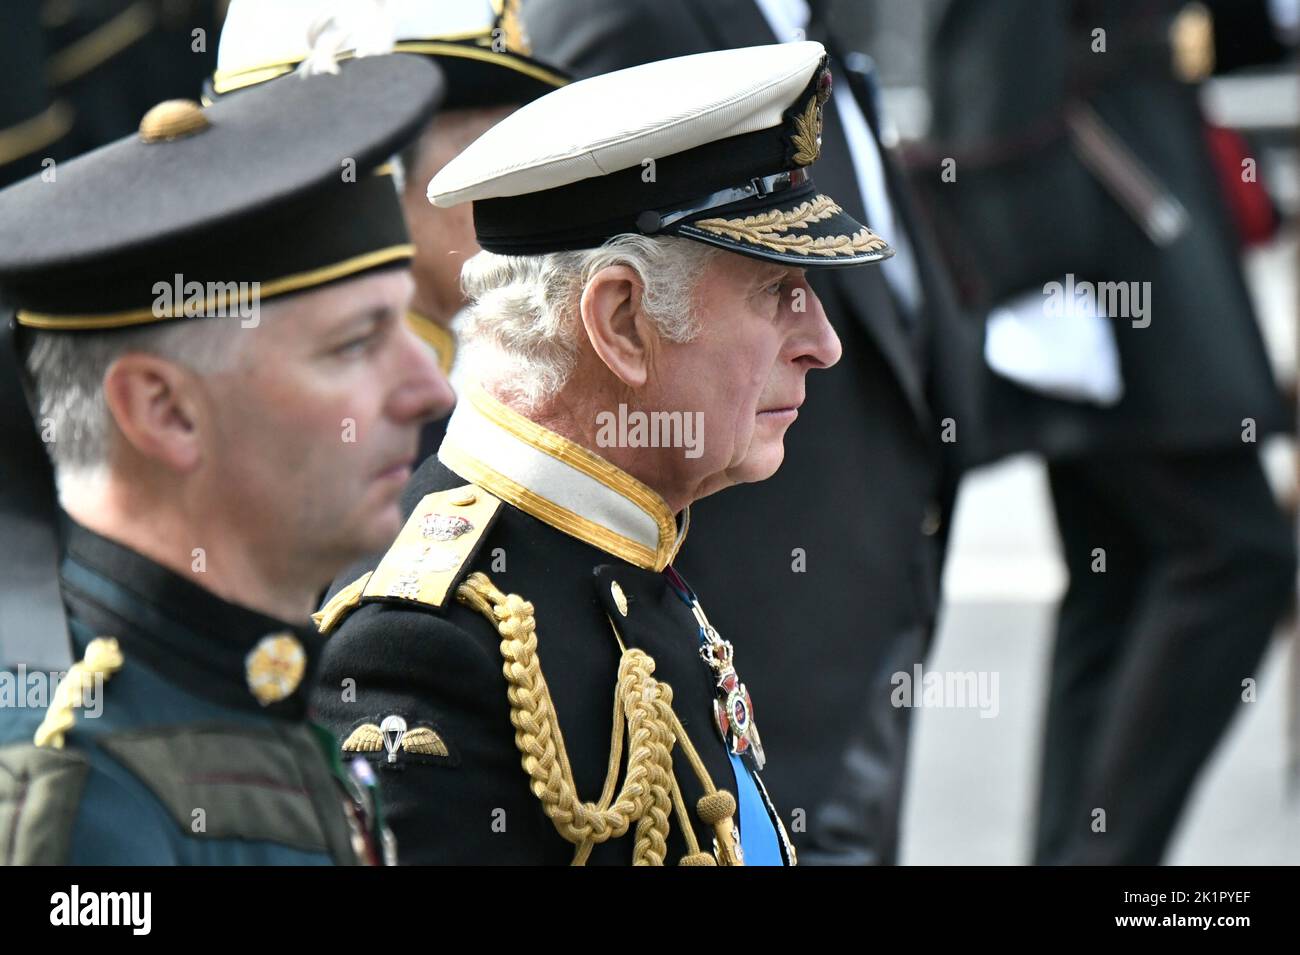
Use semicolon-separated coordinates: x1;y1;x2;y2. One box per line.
690;599;766;770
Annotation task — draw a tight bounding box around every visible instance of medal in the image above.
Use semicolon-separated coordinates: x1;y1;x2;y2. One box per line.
689;599;766;771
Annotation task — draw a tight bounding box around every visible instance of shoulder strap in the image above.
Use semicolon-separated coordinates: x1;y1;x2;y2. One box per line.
314;484;502;636
363;484;502;611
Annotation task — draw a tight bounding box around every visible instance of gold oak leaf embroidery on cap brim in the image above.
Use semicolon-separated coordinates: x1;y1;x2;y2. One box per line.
691;195;889;257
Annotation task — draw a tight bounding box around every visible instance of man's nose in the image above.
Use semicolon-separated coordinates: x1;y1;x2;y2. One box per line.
794;285;842;370
388;322;456;424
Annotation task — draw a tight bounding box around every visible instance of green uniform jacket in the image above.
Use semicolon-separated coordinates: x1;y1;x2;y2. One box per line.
0;520;370;865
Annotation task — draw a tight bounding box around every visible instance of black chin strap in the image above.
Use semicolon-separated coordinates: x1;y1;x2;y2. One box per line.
0;313;71;670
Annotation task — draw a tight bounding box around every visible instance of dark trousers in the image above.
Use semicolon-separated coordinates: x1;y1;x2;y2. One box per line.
1035;449;1295;864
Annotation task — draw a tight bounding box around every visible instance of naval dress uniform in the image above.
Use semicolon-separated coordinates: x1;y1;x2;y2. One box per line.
316;388;794;865
0;54;444;864
313;41;893;865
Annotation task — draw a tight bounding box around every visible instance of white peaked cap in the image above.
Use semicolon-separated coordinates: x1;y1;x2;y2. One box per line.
426;42;892;268
219;0;495;74
430;42;827;206
212;0;566;106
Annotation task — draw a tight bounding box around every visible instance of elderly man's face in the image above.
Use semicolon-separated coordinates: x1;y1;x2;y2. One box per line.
651;251;841;495
198;270;453;567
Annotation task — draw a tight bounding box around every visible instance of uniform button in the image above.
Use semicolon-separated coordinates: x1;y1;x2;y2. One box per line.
610;580;629;617
921;502;942;537
450;488;477;507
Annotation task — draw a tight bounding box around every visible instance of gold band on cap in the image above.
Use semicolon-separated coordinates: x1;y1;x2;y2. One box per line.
16;244;415;330
393;42;567;87
211;41;566;96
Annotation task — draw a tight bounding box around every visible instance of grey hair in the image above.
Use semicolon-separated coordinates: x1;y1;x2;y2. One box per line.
23;316;253;480
458;234;720;410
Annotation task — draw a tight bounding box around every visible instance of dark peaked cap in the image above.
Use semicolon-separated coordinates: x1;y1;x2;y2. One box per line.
0;53;442;671
0;54;444;329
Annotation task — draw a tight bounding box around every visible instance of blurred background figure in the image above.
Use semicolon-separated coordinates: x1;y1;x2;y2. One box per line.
524;0;983;865
209;0;569;460
0;0;228;188
904;0;1297;863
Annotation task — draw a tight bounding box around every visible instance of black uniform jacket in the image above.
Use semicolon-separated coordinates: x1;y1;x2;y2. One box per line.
313;385;793;865
0;520;368;865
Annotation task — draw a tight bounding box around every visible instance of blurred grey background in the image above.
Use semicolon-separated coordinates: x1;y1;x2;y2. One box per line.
830;0;1299;865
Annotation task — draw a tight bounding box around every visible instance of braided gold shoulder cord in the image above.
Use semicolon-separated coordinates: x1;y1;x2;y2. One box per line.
456;572;742;865
34;638;124;749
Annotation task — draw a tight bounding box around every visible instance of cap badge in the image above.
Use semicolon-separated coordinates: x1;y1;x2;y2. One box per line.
790;67;832;166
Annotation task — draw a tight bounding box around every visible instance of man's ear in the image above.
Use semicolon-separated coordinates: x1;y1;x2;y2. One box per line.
579;264;655;388
101;353;203;473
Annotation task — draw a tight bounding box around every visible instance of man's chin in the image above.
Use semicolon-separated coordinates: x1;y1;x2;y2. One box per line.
730;443;786;487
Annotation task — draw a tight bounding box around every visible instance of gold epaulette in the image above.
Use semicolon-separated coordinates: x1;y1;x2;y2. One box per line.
314;484;502;636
